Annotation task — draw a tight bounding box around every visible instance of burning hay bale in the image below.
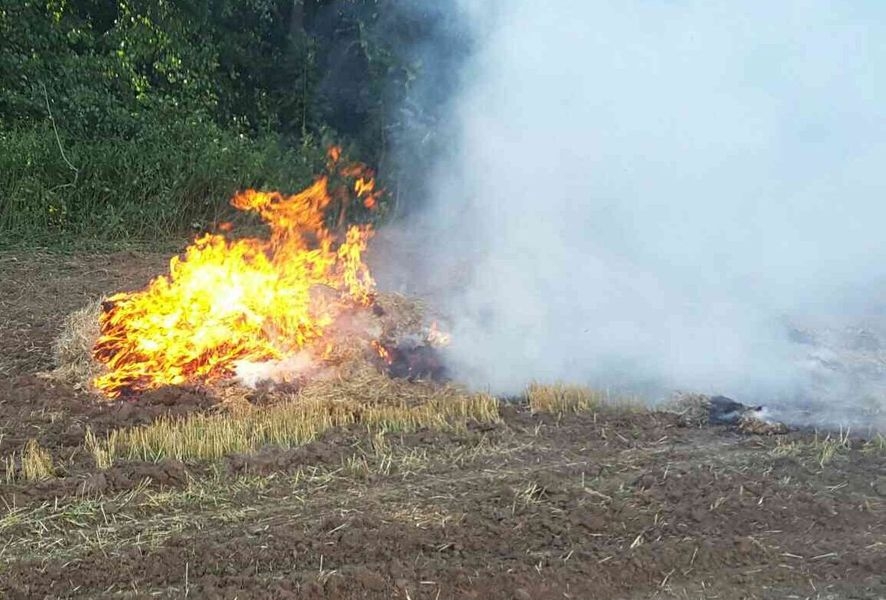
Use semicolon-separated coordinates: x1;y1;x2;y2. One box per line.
45;150;454;401
663;392;711;427
49;289;449;399
373;292;428;339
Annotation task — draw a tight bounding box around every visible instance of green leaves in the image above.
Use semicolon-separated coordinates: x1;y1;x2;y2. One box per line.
0;0;432;242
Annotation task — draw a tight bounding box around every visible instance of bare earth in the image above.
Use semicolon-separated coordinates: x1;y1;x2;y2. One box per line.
0;250;884;599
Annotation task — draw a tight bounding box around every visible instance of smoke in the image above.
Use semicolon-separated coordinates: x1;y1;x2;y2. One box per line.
375;1;886;425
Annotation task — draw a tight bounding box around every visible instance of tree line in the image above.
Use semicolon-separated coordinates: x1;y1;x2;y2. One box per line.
0;0;457;242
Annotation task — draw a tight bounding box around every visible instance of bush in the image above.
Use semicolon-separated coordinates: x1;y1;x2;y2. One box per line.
0;115;326;242
0;0;442;243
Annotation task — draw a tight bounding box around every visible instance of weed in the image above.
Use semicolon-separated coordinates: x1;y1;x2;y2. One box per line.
815;429;851;467
771;438;802;458
3;452;15;484
516;481;544;507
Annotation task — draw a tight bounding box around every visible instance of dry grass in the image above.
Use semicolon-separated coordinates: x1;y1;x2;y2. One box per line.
48;298;102;388
20;439;55;481
95;371;500;463
374;292;428;336
3;439;56;483
84;427;114;469
527;382;612;414
772;429;853;467
3;453;15;484
864;433;886;454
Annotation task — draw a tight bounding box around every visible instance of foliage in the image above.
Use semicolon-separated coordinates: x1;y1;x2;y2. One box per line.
0;0;441;242
0;118;325;241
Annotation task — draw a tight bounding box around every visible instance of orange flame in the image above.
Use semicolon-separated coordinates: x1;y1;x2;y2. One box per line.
93;156;378;397
370;340;392;364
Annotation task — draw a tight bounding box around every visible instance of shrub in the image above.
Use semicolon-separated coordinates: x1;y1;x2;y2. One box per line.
0;116;325;242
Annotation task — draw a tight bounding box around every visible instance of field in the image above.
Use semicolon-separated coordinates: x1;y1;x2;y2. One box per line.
1;250;885;599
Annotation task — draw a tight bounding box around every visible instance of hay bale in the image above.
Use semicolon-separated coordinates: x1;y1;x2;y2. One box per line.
48;290;440;397
49;298;103;389
662;392;712;427
373;292;429;339
298;363;466;406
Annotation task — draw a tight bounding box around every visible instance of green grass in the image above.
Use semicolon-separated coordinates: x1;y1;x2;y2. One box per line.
0;118;325;245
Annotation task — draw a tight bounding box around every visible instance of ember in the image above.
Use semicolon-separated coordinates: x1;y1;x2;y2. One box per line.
375;341;448;382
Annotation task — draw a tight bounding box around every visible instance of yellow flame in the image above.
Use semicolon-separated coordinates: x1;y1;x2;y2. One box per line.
93;157;376;397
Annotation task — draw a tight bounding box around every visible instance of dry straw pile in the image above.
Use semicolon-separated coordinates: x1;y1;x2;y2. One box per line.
47;291;433;395
49;298;103;389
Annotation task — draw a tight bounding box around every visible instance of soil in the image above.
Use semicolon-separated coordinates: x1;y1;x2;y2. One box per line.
0;249;884;599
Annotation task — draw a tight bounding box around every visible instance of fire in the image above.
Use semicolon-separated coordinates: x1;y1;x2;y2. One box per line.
370;340;392;364
427;321;451;347
93;149;378;397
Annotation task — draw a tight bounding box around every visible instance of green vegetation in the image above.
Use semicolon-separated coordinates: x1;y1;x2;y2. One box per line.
0;0;430;244
0;119;324;241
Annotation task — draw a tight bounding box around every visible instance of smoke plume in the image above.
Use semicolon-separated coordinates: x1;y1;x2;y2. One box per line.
376;1;886;426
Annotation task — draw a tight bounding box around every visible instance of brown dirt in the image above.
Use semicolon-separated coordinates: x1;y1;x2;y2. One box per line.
0;249;884;599
0;249;169;377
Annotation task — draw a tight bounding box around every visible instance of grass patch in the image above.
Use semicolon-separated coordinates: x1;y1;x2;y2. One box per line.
94;379;500;463
20;439;55;481
864;433;886;454
2;439;56;483
84;427;114;470
527;382;640;414
772;429;854;467
527;383;605;413
814;430;852;467
0;120;324;244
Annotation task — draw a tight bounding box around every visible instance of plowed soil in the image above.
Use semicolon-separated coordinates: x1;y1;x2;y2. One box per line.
1;249;884;600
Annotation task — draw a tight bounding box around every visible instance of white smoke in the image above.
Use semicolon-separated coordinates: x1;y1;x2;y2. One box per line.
376;1;886;425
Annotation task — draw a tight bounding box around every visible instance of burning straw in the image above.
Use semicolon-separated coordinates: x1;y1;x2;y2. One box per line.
47;149;451;399
50;290;442;395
